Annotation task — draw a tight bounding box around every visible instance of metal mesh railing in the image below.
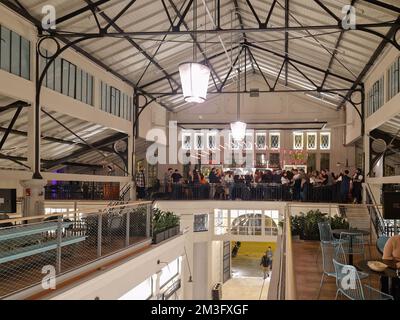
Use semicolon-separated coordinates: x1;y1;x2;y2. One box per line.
152;182;343;202
0;202;152;298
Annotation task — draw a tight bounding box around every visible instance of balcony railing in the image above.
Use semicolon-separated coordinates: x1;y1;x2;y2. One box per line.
268;204;296;300
0;202;152;298
152;182;344;202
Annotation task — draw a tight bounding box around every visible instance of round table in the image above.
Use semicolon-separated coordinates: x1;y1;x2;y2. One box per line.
332;229;370;265
332;229;370;237
356;259;400;300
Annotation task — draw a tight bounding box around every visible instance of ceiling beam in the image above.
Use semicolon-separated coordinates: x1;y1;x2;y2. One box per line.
360;0;400;14
0;101;30;114
339;16;400;108
55;0;111;25
0;106;23;151
51;21;398;37
284;0;289;86
43;132;127;170
84;0;180;90
246;42;355;84
0;126;126;151
320;0;357;90
0;0;173;112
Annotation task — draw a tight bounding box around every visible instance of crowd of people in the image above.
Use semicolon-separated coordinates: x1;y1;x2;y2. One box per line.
162;167;364;203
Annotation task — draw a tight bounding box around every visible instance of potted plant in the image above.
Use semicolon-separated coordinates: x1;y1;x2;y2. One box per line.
288;209;349;240
152;208;180;244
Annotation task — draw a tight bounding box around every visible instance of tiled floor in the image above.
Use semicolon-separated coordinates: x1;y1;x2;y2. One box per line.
222;277;270;300
224;253;270;300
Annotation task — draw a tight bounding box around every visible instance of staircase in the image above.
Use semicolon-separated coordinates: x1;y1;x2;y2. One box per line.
344;205;376;241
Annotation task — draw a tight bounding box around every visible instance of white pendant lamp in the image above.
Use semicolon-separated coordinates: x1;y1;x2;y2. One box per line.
179;0;210;104
230;67;247;142
179;62;210;103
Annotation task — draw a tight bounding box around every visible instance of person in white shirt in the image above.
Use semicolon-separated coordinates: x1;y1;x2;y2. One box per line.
224;171;234;199
281;172;290;185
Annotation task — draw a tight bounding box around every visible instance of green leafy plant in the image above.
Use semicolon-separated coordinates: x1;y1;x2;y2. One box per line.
289;209;349;240
152;208;180;234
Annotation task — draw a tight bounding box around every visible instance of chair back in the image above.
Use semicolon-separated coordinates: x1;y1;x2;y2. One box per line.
320;241;341;275
333;259;364;300
376;236;389;255
318;221;334;242
339;232;365;255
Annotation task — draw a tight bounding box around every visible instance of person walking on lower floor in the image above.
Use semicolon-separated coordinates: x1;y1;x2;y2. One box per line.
260;252;270;279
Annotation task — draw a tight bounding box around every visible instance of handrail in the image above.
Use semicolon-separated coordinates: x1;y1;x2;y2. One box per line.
284;204;297;300
269;204;296;300
0;201;152;225
0;201;153;299
365;183;386;237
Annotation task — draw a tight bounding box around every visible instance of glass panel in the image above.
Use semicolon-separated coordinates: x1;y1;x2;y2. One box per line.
62;60;69;95
320;132;331;150
115;89;120;116
101;82;106;110
68;63;76;98
160;259;179;288
87;75;93;105
20;37;30;80
81;71;87;104
194;132;204;150
46;55;54;90
307;153;316;172
293;132;303;150
54;57;62;92
110;87;116;115
1;26;11;72
320;153;330;170
269;153;280;168
270;133;280;149
76;68;82;101
307;132;317;150
182;133;191;150
10;31;20;76
256;132;266;149
208;133;217;150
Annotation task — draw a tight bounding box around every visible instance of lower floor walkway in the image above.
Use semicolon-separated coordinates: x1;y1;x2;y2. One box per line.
222;277;269;300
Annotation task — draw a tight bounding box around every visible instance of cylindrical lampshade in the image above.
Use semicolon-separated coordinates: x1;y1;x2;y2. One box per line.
230;121;247;142
179;62;210;103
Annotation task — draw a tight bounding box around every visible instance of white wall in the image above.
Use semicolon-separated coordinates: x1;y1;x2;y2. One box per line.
362;45;400;184
345;101;362;145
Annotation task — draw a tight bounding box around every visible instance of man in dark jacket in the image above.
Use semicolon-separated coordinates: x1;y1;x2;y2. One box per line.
260;252;270;279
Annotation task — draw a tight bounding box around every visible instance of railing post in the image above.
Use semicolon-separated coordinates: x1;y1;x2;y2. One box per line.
146;204;151;238
126;209;130;246
97;213;102;258
56;215;62;274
